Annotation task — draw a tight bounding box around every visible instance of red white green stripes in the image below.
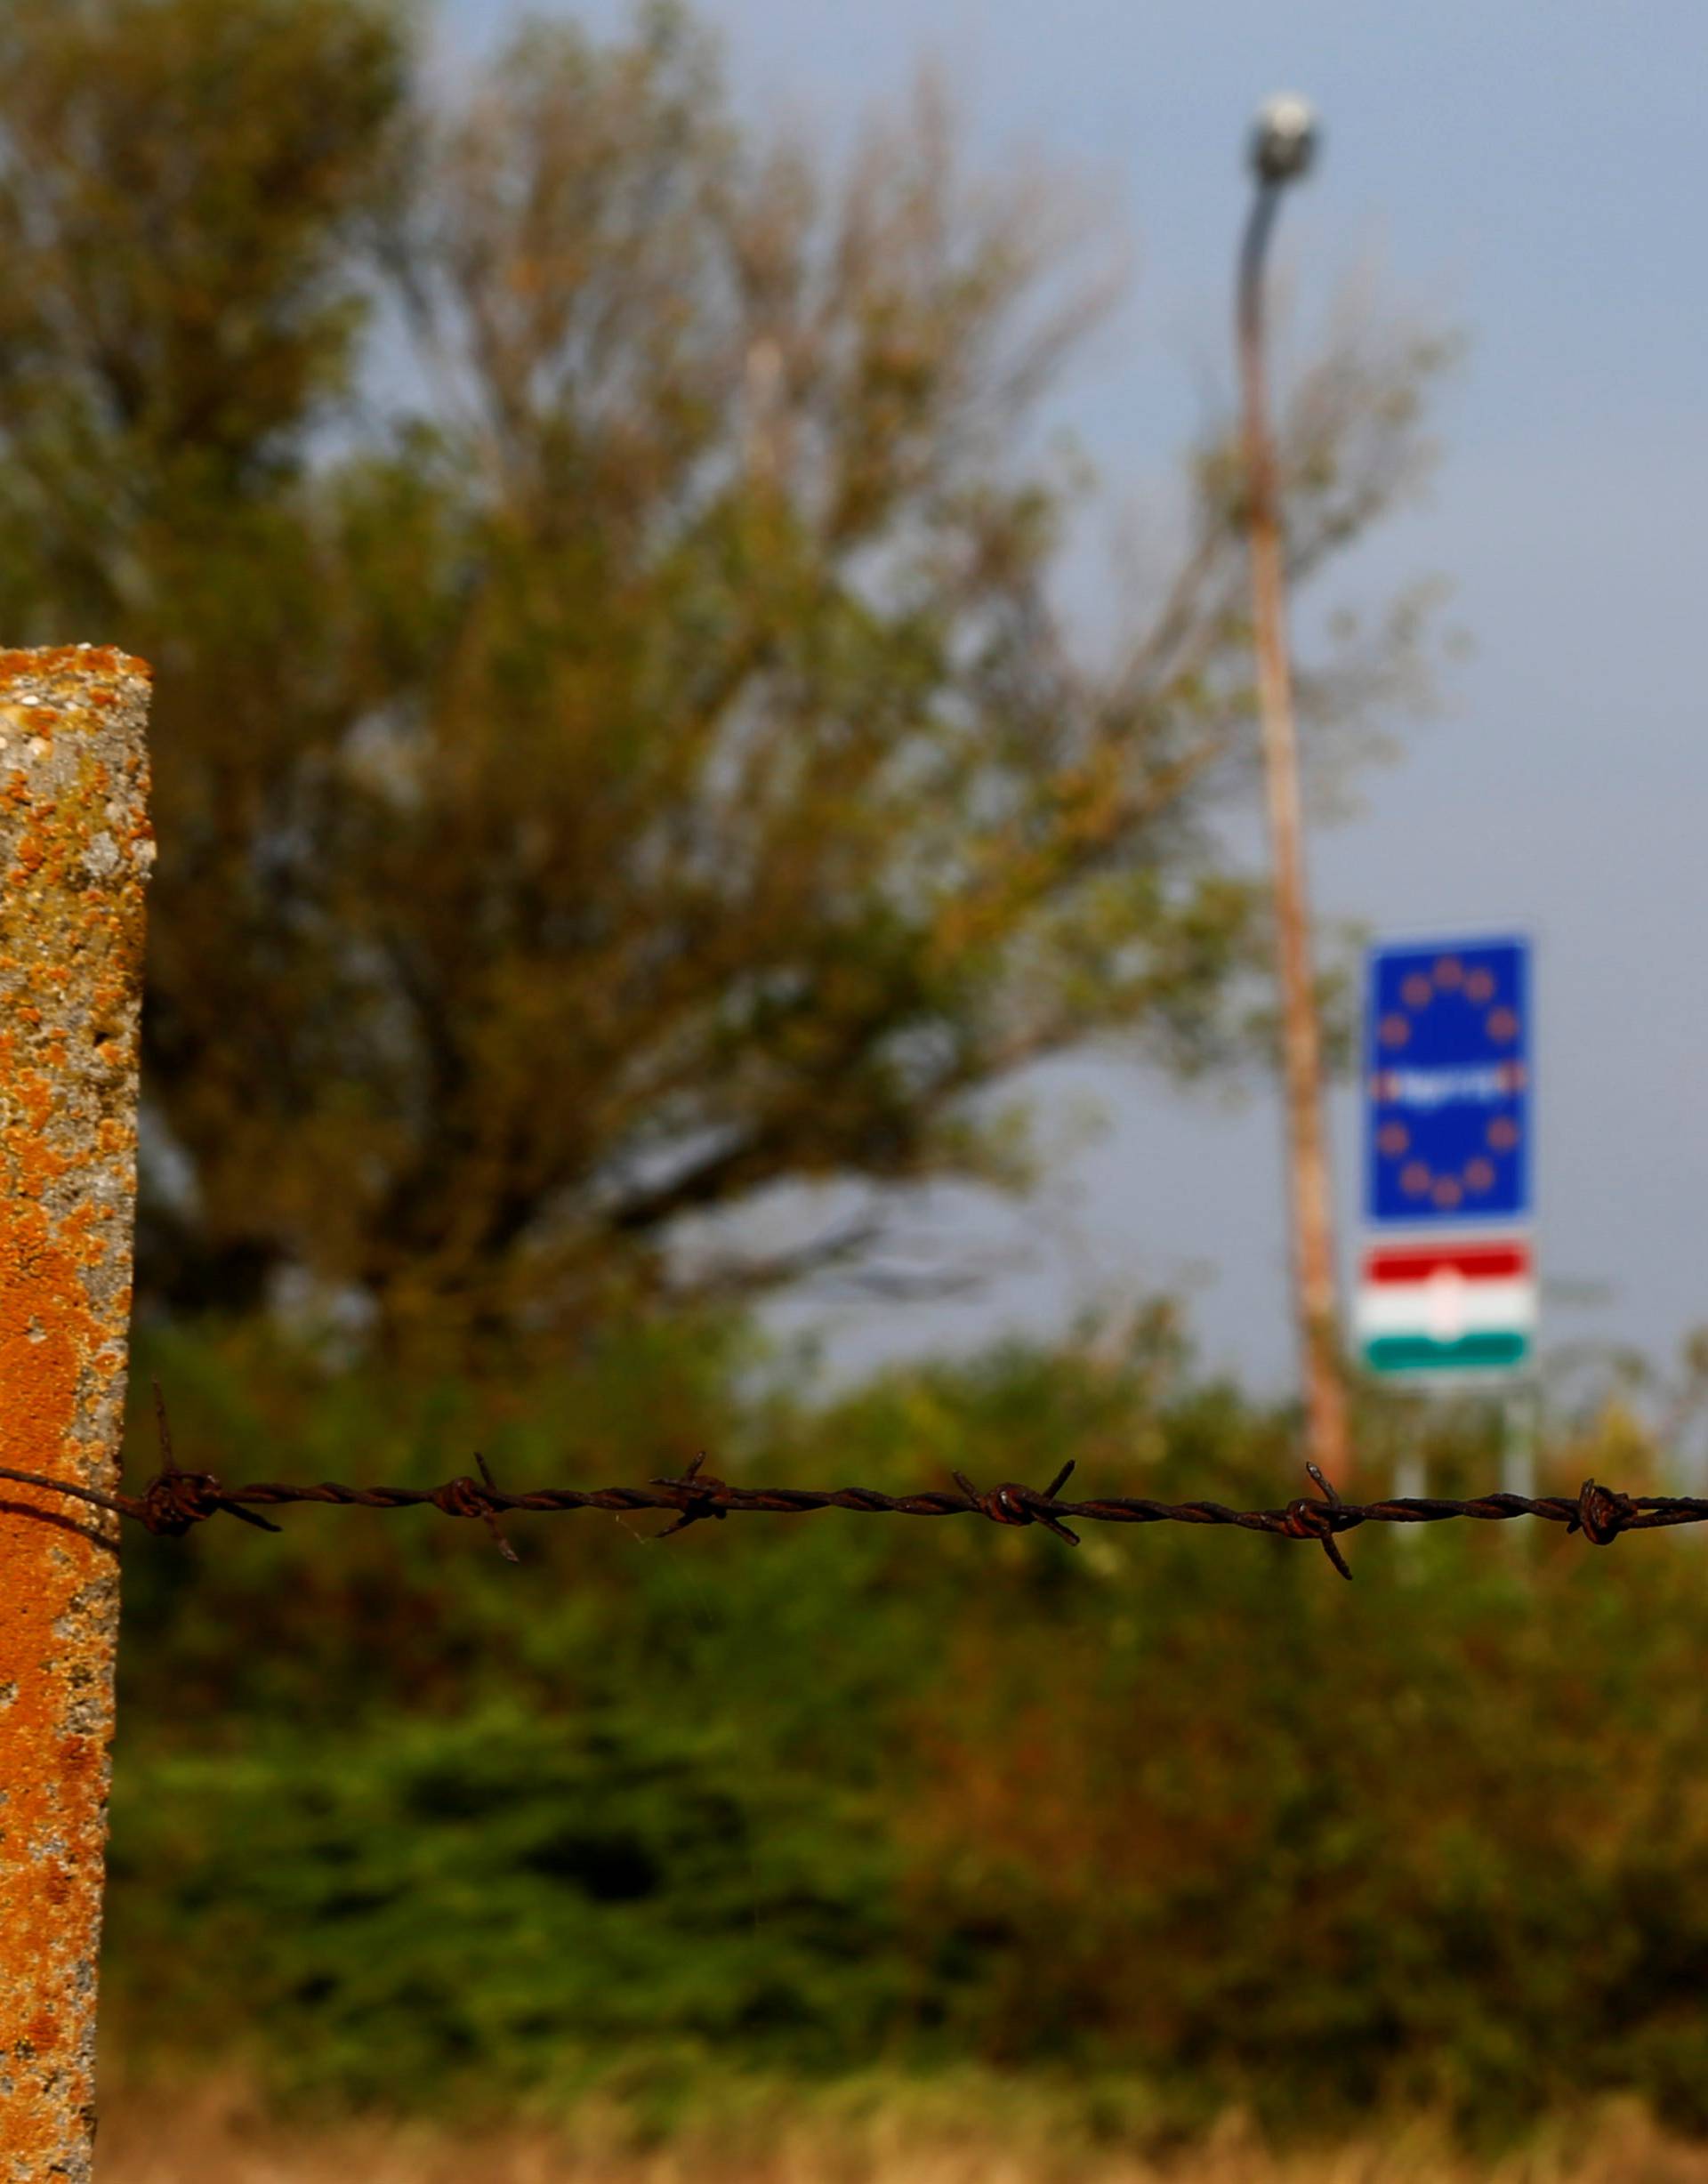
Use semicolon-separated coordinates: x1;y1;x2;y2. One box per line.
1356;1239;1535;1376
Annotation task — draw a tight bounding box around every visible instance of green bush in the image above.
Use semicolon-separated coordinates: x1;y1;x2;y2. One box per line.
104;1322;1708;2143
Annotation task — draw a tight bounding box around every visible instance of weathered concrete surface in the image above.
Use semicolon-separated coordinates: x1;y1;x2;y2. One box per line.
0;648;152;2182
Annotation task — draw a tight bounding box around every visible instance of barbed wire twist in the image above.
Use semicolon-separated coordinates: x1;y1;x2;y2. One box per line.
2;1388;1705;1582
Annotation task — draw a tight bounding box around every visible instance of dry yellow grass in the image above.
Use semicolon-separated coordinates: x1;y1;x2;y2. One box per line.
94;2082;1708;2184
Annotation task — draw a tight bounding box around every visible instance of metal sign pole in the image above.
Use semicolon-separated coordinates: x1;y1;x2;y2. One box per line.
1502;1385;1538;1503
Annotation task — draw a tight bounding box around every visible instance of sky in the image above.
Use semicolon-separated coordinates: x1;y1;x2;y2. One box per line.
442;0;1708;1400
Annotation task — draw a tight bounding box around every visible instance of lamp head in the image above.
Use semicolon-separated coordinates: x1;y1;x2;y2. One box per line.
1250;93;1318;186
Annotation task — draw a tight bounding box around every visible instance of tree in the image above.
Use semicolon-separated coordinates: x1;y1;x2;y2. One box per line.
0;0;1447;1351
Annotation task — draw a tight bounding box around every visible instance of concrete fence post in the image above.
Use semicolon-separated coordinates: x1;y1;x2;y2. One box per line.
0;647;152;2182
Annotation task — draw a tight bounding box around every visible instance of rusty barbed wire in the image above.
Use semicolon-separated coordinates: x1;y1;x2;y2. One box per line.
2;1389;1706;1582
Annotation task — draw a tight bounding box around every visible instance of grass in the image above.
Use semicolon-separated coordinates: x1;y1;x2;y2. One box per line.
96;2080;1708;2184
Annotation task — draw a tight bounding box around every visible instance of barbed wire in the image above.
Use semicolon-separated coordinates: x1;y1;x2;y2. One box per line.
2;1389;1706;1581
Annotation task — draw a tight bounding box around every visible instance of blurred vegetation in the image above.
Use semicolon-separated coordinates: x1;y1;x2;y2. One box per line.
0;0;1448;1350
105;1322;1708;2146
90;2070;1708;2183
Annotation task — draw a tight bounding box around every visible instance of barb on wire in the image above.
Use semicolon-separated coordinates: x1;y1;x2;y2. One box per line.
3;1389;1707;1580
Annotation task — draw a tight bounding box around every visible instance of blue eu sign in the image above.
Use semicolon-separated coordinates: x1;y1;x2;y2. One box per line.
1365;935;1531;1227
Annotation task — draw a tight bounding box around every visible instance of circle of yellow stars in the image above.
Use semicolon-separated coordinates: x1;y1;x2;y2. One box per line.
1374;955;1523;1211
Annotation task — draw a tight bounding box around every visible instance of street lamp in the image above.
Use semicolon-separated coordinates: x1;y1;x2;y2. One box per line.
1236;94;1350;1482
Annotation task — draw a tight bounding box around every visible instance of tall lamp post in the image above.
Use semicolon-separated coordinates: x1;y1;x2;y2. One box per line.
1237;94;1350;1480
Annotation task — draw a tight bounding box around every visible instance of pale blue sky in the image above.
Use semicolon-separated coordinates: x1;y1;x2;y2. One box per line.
441;0;1708;1397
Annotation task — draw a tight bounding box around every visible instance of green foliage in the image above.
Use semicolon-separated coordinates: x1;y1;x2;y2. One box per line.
0;0;1447;1345
106;1327;1708;2143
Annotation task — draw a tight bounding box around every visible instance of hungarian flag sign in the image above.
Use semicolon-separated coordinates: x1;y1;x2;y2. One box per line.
1355;1239;1535;1376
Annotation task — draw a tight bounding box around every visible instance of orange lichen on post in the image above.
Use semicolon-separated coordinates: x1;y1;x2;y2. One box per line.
0;646;151;2184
